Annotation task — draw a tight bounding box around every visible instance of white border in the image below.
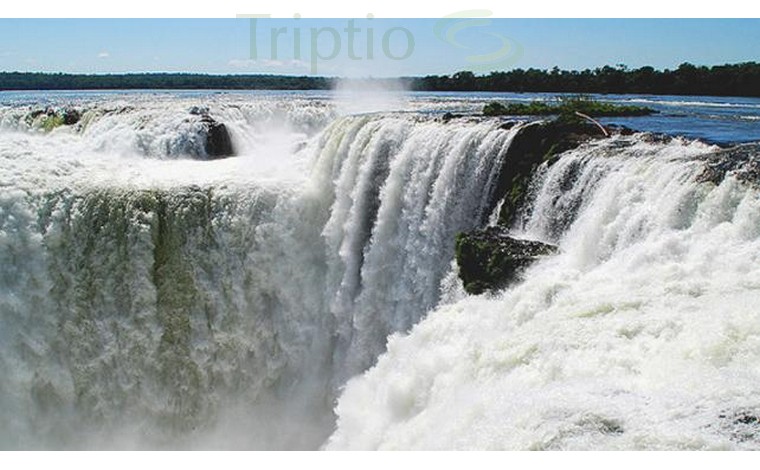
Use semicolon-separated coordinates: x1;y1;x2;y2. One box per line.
4;449;759;468
3;0;760;463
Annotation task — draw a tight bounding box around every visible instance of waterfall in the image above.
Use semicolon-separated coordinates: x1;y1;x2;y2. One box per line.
328;135;760;450
0;98;521;449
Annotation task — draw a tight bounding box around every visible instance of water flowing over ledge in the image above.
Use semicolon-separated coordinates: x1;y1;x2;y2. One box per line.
0;98;520;449
4;92;760;450
328;136;760;450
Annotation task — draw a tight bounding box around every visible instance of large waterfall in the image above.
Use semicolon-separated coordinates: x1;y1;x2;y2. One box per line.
5;92;760;450
0;95;519;449
328;135;760;450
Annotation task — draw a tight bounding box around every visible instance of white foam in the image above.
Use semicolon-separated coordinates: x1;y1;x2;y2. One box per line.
0;96;521;449
328;136;760;450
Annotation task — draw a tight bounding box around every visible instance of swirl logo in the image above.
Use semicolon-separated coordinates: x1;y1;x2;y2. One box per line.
434;11;522;71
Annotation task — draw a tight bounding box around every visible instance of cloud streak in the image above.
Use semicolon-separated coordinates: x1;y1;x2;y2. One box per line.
228;58;309;70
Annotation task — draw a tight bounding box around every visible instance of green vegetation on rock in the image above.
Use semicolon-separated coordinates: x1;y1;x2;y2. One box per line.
455;227;557;295
456;98;645;295
483;95;655;118
32;108;81;132
40;114;65;132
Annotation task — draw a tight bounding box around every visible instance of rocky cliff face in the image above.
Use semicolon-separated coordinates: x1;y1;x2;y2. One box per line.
453;116;760;296
455;117;612;294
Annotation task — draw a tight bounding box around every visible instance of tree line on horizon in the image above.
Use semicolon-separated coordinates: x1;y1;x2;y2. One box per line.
1;62;759;97
411;62;760;97
0;73;333;91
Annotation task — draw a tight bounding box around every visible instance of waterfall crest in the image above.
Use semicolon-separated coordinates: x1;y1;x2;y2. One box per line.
0;102;521;449
328;135;760;450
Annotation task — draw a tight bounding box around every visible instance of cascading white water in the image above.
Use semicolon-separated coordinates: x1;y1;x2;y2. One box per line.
0;95;334;159
327;135;760;450
318;115;516;382
0;96;521;449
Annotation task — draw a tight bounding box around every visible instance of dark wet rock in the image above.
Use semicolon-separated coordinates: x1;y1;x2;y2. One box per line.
200;115;235;159
634;131;677;145
29;109;48;119
185;108;235;159
62;108;81;125
696;143;760;186
488;118;612;227
114;106;135;115
455;226;557;295
605;123;636;136
99;106;135;117
441;112;462;122
592;417;625;435
189;106;210;116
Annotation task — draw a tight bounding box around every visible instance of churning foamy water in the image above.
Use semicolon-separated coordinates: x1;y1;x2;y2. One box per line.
328;136;760;450
0;92;520;449
2;91;760;450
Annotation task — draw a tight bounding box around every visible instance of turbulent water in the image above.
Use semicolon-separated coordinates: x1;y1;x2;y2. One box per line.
0;92;517;449
2;90;760;450
328;136;760;450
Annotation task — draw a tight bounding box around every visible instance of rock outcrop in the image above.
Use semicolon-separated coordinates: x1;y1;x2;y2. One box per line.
488;118;613;227
25;107;81;131
189;107;235;159
62;108;81;126
200;115;235;159
453;117;613;295
696;143;760;186
455;227;557;295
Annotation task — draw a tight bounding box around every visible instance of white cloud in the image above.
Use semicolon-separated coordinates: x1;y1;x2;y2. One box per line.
228;58;309;70
227;59;256;68
98;51;110;59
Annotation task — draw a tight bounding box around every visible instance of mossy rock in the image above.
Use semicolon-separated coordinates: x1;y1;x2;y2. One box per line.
483;102;509;116
40;114;65;132
487;118;611;227
33;107;81;131
483;95;656;118
455;227;557;295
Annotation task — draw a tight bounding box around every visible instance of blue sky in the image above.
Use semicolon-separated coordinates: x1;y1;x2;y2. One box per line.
1;18;759;76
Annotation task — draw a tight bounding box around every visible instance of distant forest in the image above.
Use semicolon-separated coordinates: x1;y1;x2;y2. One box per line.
2;62;760;97
0;73;332;91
